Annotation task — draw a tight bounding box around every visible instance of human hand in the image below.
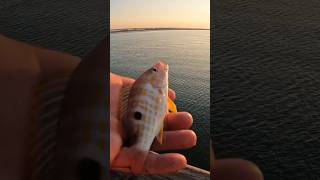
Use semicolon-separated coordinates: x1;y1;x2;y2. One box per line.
0;35;81;180
211;142;264;180
110;72;197;174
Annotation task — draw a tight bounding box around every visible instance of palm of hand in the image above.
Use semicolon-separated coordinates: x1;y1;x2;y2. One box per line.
109;73;197;174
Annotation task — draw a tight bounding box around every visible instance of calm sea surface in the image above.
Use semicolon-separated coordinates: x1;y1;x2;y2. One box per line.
111;30;210;170
213;0;320;179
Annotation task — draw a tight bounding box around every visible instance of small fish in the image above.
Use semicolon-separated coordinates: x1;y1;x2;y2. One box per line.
120;61;177;173
56;38;109;180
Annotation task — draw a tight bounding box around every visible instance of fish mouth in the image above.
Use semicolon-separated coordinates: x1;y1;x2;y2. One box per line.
153;61;169;72
164;64;169;72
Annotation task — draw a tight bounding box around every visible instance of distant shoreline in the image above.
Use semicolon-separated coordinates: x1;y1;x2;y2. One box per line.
110;28;210;33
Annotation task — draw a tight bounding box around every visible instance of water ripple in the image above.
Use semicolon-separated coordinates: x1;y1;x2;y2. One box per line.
213;0;320;179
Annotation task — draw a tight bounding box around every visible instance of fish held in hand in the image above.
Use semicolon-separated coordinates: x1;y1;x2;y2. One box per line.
119;61;177;173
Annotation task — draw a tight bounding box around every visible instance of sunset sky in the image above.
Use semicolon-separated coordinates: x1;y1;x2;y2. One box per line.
111;0;210;30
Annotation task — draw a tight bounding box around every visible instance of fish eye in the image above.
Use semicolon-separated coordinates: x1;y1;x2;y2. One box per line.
152;68;157;72
134;111;142;120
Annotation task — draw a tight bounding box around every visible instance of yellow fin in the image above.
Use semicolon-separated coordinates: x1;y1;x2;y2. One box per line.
167;97;177;113
156;124;164;144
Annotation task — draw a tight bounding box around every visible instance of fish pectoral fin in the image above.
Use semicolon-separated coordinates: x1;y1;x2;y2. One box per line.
156;125;164;144
167;97;177;113
119;84;132;121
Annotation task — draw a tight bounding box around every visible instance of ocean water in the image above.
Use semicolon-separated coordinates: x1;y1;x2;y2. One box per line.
212;0;320;179
0;0;107;57
111;30;210;170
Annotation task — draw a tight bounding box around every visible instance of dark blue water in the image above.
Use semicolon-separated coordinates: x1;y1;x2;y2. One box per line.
0;0;107;57
111;30;210;170
212;0;320;179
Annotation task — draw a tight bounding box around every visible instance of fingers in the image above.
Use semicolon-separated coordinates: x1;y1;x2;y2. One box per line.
110;131;123;165
151;130;197;151
212;159;264;180
210;133;263;180
168;89;176;100
121;75;135;86
144;152;187;174
112;148;187;174
164;112;193;131
152;112;195;151
111;147;141;170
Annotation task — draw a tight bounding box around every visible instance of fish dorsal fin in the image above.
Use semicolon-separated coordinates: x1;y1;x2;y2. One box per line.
167;97;177;113
119;84;132;121
156;123;164;144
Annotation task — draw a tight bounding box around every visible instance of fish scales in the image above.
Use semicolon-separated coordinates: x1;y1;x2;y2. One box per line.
131;82;166;150
124;62;168;152
118;61;178;173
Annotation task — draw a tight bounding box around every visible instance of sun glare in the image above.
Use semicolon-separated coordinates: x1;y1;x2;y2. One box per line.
111;0;210;30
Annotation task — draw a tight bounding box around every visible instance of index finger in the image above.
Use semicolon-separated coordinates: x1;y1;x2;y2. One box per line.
118;73;135;86
143;152;187;174
168;89;176;100
112;148;187;174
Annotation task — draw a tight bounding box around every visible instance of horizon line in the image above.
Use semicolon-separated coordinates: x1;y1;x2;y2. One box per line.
110;27;210;33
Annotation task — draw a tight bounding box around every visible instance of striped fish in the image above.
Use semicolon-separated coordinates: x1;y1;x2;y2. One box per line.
120;61;177;172
55;38;108;180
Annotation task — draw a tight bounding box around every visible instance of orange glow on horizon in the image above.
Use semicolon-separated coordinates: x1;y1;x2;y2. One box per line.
111;21;210;30
111;0;209;30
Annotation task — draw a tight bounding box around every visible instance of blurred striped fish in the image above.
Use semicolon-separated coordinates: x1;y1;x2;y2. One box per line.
119;61;177;172
55;38;108;180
